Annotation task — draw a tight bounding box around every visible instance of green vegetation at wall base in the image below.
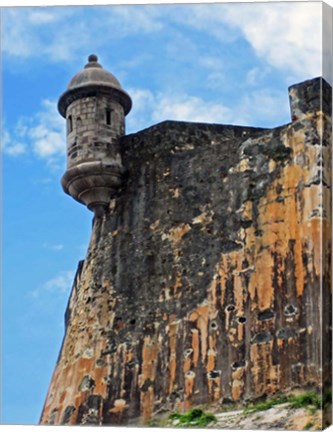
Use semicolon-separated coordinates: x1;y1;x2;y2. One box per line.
169;408;217;427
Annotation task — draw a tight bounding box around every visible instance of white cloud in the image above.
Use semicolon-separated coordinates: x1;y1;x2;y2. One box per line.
127;88;157;131
28;10;61;24
2;8;72;60
105;6;164;35
245;66;271;87
153;94;232;124
2;7;96;62
219;3;321;79
2;130;27;156
44;270;73;293
128;85;290;131
5;99;66;168
2;6;164;63
2;3;322;81
129;88;233;129
175;3;322;80
29;270;74;299
232;89;290;127
174;4;239;44
198;57;228;90
199;56;225;71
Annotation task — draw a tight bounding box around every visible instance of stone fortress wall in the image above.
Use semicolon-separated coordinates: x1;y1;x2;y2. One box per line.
40;69;332;425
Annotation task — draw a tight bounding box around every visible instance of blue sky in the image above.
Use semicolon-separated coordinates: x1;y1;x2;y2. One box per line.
1;1;331;426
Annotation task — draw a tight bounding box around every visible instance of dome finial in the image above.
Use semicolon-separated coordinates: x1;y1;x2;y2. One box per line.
88;54;98;63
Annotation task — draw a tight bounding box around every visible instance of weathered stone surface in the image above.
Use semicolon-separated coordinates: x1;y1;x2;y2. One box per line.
40;77;332;427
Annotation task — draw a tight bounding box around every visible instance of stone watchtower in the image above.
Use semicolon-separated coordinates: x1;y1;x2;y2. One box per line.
58;54;132;216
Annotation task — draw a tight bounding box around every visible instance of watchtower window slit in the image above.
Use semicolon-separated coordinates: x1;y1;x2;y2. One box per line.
106;109;112;125
67;115;73;134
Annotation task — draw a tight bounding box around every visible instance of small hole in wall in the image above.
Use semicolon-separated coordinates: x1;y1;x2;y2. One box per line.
276;184;283;194
130;319;136;326
207;370;221;379
258;309;275;321
242;258;249;268
236;316;247;324
276;327;296;340
231;360;246;370
284;304;298;316
251;331;272;344
184;348;193;358
210;321;218;330
225;304;235;312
